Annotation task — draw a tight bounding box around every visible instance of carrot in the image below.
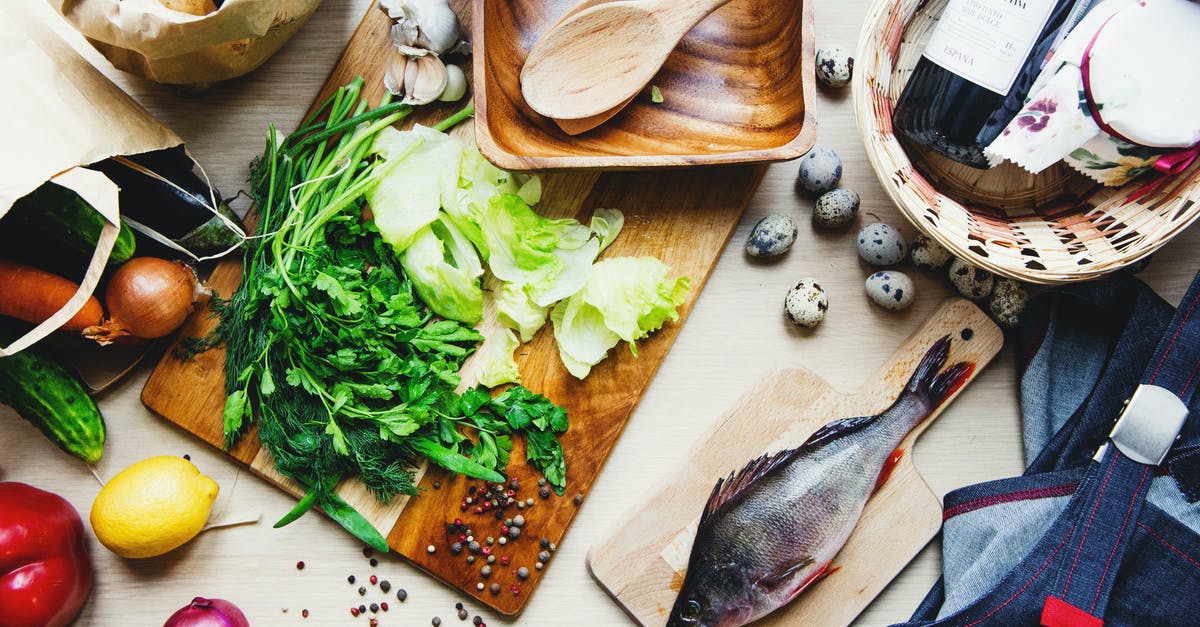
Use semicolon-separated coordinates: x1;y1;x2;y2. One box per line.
0;259;104;332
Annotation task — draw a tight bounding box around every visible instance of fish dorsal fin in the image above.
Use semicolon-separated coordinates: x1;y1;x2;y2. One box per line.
802;414;877;449
701;448;801;525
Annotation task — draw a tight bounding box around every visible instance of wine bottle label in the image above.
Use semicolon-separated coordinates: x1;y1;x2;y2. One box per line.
923;0;1060;95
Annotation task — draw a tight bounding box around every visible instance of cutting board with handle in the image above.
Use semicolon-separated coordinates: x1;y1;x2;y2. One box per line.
588;298;1003;625
139;0;766;616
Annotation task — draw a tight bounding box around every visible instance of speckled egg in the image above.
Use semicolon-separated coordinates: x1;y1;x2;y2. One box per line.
785;278;828;328
910;233;952;271
812;189;860;230
989;279;1029;328
745;214;799;258
797;148;843;195
815;46;854;88
948;258;995;301
856;223;907;266
865;271;915;311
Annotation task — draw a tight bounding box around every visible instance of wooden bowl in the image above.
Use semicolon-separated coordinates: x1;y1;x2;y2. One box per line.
472;0;817;170
854;0;1200;284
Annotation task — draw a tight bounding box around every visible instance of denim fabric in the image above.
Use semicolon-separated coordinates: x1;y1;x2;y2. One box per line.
1148;476;1200;535
895;275;1200;626
935;469;1081;618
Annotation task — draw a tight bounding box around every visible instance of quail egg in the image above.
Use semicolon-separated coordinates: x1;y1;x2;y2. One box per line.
989;278;1029;328
865;271;916;311
948;258;995;301
910;233;952;271
812;189;860;230
815;46;854;88
797;148;843;195
856;223;908;266
785;279;828;328
745;214;798;259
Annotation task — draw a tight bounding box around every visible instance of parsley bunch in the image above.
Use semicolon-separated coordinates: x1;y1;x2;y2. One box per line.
217;78;568;550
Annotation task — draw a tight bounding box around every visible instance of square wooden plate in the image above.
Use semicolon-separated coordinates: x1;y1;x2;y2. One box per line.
472;0;817;170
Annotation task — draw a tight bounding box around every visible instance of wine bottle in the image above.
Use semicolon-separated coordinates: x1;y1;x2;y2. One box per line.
892;0;1081;169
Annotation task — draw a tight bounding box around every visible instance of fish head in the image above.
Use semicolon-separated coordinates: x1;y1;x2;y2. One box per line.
666;562;756;627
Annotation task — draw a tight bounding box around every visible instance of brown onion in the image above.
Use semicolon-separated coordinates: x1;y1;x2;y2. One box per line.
85;258;205;345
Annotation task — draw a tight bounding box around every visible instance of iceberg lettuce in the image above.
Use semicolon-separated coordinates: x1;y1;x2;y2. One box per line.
551;257;691;379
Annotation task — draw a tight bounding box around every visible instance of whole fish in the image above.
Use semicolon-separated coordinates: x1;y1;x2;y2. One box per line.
667;336;974;627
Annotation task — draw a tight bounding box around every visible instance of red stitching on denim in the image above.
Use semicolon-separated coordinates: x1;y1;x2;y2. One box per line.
1137;522;1200;570
963;529;1075;627
1149;292;1200;387
1089;465;1150;613
1064;450;1120;597
1181;357;1200;397
942;484;1078;521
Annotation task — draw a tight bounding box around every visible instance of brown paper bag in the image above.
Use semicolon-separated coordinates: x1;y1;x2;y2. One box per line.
49;0;323;87
0;0;182;356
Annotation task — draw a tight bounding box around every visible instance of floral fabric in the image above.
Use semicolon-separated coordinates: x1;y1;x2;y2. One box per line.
984;0;1168;186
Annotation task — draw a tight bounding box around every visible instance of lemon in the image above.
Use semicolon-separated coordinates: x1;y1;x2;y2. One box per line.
90;456;219;558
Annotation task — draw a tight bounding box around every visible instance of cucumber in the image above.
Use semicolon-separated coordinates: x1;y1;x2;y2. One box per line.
4;181;136;265
0;326;106;463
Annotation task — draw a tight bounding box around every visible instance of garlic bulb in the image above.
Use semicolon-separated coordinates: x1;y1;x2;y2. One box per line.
379;0;461;55
384;50;450;105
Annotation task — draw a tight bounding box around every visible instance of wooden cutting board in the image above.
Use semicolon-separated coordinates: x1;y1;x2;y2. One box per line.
588;298;1003;625
139;1;766;616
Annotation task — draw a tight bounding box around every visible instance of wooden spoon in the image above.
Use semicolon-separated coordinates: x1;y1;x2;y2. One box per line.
520;0;733;121
547;0;637;135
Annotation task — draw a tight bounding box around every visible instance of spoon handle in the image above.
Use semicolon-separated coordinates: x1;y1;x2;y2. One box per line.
650;0;735;33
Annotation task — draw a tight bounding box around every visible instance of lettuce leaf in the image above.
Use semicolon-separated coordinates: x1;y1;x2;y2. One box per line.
478;328;522;388
400;218;483;324
496;283;550;343
551;257;691;378
589;208;625;254
482;194;600;307
367;126;462;252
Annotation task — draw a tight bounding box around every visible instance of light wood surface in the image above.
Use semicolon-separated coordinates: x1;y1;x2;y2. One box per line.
5;0;1200;625
473;0;816;169
590;299;1002;625
140;3;761;613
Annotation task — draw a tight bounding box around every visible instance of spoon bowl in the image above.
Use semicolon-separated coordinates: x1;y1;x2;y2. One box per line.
520;0;733;121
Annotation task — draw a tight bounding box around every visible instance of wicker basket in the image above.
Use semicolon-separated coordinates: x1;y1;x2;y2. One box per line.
854;0;1200;284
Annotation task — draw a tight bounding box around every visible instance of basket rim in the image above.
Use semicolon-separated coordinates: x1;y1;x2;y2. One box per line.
851;0;1200;285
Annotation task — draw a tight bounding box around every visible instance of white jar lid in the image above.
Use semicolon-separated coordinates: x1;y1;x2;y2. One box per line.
1088;0;1200;148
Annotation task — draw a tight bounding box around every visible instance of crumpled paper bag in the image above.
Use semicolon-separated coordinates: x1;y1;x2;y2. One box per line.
49;0;323;88
0;0;181;356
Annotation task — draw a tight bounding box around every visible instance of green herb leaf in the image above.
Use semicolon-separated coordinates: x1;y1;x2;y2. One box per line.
410;437;505;482
322;491;389;553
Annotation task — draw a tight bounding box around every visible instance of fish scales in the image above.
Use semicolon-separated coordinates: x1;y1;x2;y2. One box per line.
668;336;974;627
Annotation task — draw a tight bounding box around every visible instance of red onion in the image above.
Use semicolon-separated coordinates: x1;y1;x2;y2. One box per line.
85;257;207;345
163;597;250;627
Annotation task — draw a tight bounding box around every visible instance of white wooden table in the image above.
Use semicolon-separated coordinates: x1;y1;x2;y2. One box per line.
6;0;1200;624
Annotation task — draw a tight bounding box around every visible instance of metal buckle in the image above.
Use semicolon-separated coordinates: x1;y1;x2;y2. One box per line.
1106;384;1189;466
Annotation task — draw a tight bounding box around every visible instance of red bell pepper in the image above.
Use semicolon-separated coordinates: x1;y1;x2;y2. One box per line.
0;482;93;627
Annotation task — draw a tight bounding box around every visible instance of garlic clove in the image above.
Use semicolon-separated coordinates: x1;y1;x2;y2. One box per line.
438;63;467;102
396;44;430;57
383;50;410;96
405;54;449;105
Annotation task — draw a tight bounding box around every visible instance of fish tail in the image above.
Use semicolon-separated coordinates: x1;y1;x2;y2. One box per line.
929;361;975;406
904;335;975;407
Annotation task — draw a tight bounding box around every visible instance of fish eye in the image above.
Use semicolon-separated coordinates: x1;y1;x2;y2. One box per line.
680;599;702;622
